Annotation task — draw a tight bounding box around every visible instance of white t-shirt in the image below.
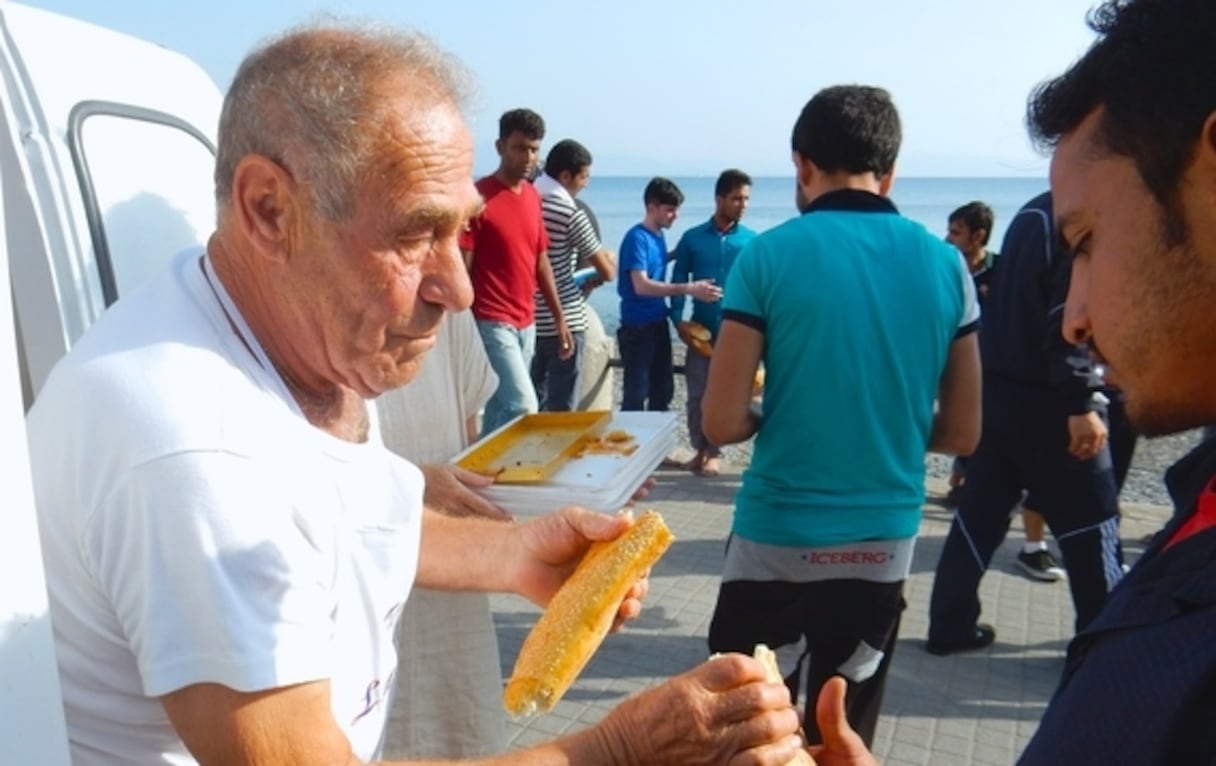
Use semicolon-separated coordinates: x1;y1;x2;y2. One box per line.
376;310;497;466
375;310;505;759
27;250;423;765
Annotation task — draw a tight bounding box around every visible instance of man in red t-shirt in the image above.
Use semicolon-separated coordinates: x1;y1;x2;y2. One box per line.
461;108;572;435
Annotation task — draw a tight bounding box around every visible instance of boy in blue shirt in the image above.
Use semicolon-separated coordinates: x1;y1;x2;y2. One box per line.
616;177;720;411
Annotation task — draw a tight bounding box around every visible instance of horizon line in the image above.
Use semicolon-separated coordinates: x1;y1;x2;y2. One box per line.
581;173;1047;180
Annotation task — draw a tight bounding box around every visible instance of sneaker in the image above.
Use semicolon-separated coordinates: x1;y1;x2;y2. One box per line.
926;623;997;656
1016;549;1066;582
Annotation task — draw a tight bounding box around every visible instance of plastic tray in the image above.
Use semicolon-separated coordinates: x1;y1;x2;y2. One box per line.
460;412;679;516
454;411;612;483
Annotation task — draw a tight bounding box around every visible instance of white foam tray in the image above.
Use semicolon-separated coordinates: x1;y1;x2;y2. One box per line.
454;411;677;517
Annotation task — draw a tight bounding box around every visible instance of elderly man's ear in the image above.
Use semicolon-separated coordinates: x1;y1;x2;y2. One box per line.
230;155;303;261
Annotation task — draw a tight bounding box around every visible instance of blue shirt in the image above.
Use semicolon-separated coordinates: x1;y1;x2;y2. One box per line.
617;223;669;326
723;189;978;546
669;218;757;337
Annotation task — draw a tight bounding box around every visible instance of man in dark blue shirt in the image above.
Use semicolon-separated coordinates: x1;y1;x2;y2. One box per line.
926;191;1123;653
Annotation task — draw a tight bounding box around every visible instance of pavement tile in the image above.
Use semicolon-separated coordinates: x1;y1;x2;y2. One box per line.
489;467;1170;763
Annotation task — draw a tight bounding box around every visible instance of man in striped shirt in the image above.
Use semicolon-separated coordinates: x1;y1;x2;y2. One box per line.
531;139;616;410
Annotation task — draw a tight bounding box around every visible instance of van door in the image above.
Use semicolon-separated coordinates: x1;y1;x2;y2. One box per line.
0;0;222;404
0;87;71;766
0;2;223;756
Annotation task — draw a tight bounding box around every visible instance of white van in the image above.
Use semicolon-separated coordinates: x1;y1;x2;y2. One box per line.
0;2;222;760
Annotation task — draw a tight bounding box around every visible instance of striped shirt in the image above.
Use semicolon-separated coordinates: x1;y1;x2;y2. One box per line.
533;173;602;336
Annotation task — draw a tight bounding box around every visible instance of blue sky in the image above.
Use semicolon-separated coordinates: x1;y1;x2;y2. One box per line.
24;0;1101;177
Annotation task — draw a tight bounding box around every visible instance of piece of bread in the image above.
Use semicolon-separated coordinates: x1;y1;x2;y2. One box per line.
503;511;674;717
754;645;817;766
686;323;714;357
690;336;714;357
688;322;712;342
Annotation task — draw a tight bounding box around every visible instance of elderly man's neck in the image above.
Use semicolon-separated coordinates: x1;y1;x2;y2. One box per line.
205;235;370;442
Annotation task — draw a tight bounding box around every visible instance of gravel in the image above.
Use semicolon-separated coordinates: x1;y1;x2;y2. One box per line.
923;430;1203;508
625;346;1202;509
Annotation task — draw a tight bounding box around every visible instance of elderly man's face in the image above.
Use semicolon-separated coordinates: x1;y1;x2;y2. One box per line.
291;95;480;398
1053;108;1216;435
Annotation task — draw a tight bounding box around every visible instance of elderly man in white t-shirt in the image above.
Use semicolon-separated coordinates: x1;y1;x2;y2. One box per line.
26;21;812;766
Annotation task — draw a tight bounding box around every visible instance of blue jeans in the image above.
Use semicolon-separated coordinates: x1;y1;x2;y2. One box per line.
531;331;585;412
476;320;538;435
617;320;673;412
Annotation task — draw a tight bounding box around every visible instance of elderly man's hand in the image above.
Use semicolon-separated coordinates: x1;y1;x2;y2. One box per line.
420;463;512;522
506;507;650;630
592;653;808;765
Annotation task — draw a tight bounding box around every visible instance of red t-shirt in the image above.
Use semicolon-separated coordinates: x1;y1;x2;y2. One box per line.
461;176;549;328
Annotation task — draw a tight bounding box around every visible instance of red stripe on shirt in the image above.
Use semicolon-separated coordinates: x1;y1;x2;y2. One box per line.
1165;476;1216;550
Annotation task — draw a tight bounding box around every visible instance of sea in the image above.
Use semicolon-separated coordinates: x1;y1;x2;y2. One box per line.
579;175;1047;333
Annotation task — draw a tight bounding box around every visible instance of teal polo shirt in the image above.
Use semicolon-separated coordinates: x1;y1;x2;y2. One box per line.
723;189;978;547
669;218;757;337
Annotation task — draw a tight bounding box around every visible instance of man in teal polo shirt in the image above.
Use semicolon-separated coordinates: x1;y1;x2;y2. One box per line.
702;85;982;747
670;169;757;477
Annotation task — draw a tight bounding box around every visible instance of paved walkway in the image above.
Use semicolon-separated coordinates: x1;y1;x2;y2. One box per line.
489;463;1171;765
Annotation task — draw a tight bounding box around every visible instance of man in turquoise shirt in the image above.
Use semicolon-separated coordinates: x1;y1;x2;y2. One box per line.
669;169;757;476
701;85;982;748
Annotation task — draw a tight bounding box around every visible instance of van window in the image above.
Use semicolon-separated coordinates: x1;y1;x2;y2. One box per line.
71;106;215;303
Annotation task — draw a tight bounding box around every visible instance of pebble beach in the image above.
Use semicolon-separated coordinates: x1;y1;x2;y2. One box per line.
642;346;1200;510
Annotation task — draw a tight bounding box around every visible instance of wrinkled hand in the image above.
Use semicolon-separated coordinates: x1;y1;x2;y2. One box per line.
690;279;723;303
508;507;647;630
420;463;512;521
807;677;879;766
1067;410;1108;460
594;654;806;765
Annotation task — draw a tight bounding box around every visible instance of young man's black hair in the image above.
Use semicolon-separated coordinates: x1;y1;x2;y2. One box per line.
544;139;592;180
791;85;901;177
498;107;545;141
644;176;684;207
1028;0;1216;244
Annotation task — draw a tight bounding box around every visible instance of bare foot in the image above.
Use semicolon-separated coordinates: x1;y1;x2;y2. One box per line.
680;450;705;472
696;456;721;477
